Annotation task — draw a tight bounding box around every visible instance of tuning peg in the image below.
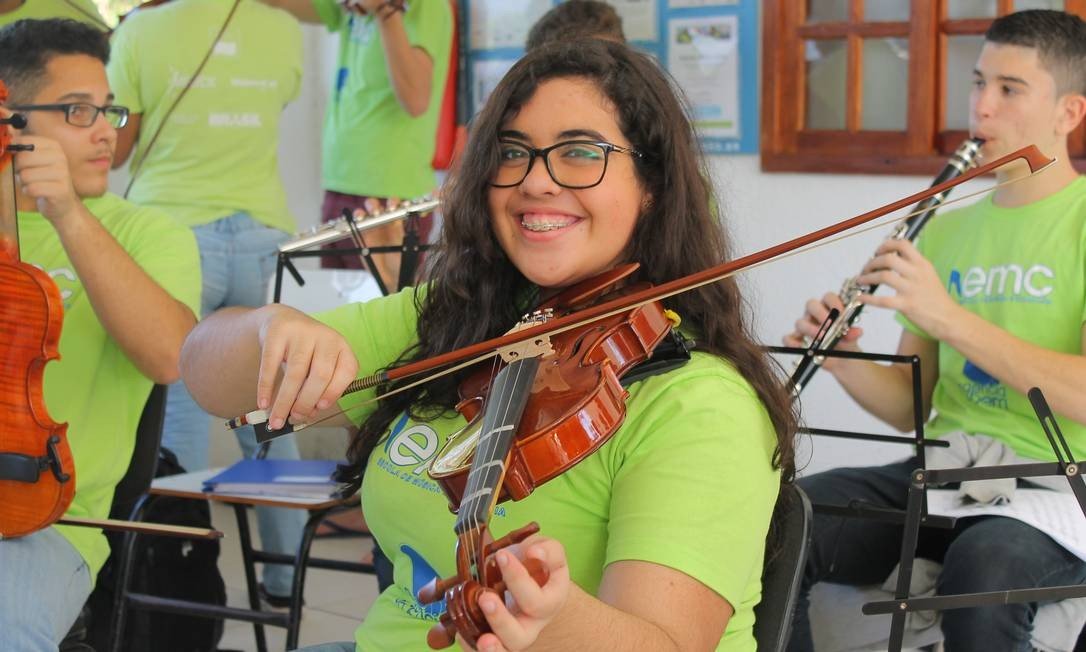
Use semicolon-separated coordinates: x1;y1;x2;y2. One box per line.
426;614;457;649
1;114;26;129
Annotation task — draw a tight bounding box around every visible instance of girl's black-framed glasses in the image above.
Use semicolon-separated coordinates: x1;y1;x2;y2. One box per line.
491;139;643;189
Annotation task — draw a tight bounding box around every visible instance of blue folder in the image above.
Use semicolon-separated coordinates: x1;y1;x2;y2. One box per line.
202;459;342;498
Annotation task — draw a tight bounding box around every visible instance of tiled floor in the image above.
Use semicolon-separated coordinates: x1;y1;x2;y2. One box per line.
212;503;379;651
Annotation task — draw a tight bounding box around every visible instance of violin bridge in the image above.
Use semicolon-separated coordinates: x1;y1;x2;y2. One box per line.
496;336;553;363
498;310;555;363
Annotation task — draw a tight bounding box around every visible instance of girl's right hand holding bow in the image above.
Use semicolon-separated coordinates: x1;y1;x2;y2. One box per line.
179;304;358;427
254;304;359;431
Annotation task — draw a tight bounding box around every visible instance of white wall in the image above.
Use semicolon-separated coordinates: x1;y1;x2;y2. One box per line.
110;21;989;479
712;157;988;476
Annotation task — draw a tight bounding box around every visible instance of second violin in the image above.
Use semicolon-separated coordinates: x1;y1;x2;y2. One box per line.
0;83;74;539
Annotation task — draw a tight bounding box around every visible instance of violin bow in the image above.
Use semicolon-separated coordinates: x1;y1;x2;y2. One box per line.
230;144;1053;439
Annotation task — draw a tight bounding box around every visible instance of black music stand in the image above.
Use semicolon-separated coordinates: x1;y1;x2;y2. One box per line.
272;208;434;302
860;388;1086;652
766;345;955;530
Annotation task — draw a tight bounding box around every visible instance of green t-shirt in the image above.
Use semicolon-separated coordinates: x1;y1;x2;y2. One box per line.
19;193;201;576
0;0;107;29
315;289;781;651
313;0;452;199
107;0;302;232
898;176;1086;460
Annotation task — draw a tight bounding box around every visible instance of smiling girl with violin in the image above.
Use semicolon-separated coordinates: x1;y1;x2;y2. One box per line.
181;40;796;651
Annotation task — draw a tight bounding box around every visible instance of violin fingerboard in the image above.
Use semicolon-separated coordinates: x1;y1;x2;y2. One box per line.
454;357;540;534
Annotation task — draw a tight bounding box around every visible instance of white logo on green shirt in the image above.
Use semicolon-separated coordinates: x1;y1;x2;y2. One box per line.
948;263;1054;303
388;423;439;475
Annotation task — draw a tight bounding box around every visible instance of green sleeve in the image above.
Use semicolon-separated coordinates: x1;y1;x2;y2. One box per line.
405;0;452;59
105;17;143;114
312;0;345;32
312;287;423;424
604;362;781;606
117;205;201;316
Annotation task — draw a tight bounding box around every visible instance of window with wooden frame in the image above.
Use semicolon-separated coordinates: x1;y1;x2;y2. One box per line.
761;0;1086;175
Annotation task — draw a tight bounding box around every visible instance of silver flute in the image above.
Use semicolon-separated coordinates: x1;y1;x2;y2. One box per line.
788;139;984;396
279;195;440;254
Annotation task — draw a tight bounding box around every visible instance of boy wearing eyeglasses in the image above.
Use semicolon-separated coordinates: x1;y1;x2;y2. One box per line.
0;18;199;651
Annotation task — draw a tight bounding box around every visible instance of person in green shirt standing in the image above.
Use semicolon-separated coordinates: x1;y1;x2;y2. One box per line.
0;0;108;30
262;0;452;292
107;0;308;607
0;18;199;650
783;10;1086;651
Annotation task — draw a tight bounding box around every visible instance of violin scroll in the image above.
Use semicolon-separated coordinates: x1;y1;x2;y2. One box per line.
418;522;550;649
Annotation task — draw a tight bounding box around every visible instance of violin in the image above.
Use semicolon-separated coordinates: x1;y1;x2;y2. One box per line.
416;264;674;648
0;81;75;539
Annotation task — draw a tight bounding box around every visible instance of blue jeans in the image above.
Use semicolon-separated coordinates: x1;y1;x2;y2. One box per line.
164;212;306;596
0;527;91;651
787;458;1086;652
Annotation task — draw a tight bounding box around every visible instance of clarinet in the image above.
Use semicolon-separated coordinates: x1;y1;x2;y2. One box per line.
788;138;984;396
279;194;440;254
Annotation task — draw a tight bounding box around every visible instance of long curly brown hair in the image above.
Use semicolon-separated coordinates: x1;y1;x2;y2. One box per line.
337;40;797;494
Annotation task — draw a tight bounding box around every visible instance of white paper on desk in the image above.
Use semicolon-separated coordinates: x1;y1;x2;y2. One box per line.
926;488;1086;561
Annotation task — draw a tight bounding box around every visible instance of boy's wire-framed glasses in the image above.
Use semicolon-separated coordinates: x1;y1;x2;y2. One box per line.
491;139;643;189
8;103;130;129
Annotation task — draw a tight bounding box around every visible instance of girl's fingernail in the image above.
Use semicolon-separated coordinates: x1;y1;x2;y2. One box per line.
496;552;508;567
481;597;497;614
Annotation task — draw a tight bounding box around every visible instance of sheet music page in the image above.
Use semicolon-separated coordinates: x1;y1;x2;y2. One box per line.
926;488;1086;561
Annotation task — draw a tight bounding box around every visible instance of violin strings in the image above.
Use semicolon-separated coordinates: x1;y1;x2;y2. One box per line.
467;354;521;581
466;355;503;578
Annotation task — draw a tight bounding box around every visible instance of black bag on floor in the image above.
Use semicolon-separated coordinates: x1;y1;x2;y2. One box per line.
87;447;226;652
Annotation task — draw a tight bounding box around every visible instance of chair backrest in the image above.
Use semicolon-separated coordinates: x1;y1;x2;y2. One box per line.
753;482;813;652
109;384;167;520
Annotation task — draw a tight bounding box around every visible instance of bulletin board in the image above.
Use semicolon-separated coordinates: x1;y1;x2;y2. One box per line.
462;0;759;155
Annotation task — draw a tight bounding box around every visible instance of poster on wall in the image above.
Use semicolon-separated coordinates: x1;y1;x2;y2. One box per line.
668;15;739;142
669;0;738;7
609;0;658;41
462;0;758;155
469;0;554;49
